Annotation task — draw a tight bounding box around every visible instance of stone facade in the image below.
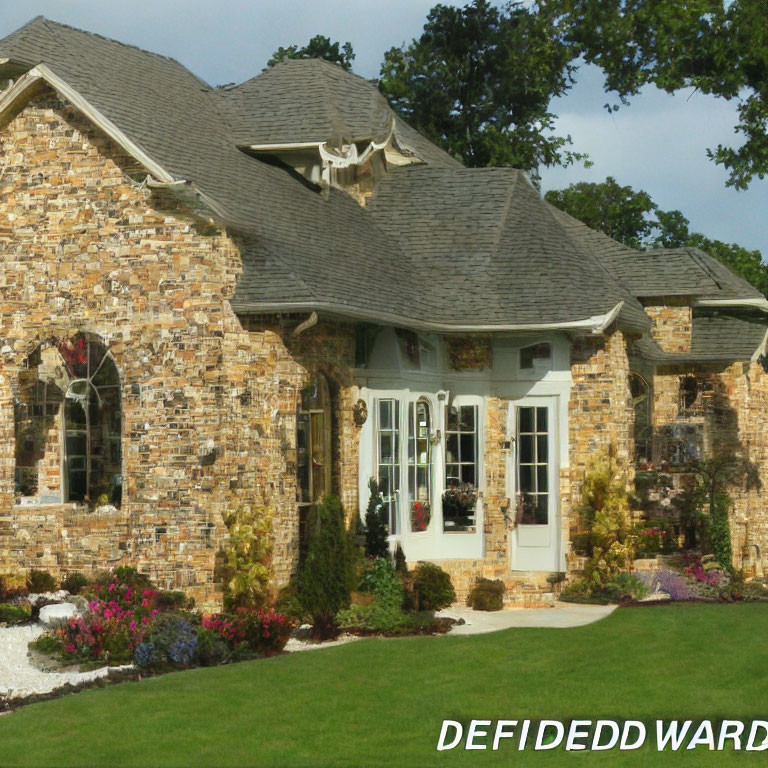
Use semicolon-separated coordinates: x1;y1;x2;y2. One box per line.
0;89;306;607
644;300;693;354
3;85;767;611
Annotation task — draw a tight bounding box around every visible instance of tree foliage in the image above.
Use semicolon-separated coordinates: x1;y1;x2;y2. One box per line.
268;35;355;71
557;0;768;188
379;0;588;175
296;494;357;639
545;177;768;296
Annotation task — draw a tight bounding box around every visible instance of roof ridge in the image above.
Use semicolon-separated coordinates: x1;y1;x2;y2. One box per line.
32;16;212;88
686;246;725;291
489;171;518;257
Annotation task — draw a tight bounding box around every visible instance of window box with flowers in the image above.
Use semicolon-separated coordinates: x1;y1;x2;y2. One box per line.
442;483;478;533
411;501;431;532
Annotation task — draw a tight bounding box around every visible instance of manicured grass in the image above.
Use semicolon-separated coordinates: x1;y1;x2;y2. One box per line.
0;603;766;767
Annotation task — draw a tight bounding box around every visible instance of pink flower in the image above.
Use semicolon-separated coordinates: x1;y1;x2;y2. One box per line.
108;584;115;592
142;616;151;625
129;620;138;633
88;601;99;612
65;644;76;654
151;609;158;617
103;609;113;619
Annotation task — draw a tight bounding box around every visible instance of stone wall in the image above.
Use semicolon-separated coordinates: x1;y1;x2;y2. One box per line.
0;88;306;607
644;301;692;353
567;329;634;525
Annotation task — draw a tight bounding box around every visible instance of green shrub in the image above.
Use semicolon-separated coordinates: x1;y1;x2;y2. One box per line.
297;494;357;639
412;562;456;611
559;578;611;604
467;578;505;611
91;566;152;590
220;503;273;610
274;583;306;622
604;572;649;602
29;632;64;655
0;603;31;624
363;479;389;559
359;557;404;608
194;627;230;666
27;569;56;593
61;572;89;595
708;490;733;571
0;574;27;601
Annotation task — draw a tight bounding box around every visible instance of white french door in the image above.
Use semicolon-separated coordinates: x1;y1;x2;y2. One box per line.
507;397;560;572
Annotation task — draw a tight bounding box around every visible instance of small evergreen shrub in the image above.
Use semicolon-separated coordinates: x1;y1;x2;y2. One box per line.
467;578;505;611
194;627;230;666
412;562;456;610
297;494;357;639
363;479;389;559
61;572;90;595
27;569;56;593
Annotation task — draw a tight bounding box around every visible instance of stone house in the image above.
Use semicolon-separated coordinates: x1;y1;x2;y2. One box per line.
1;17;767;607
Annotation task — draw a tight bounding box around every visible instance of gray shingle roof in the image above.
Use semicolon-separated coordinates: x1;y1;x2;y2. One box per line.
217;58;461;168
0;17;762;340
367;167;651;331
630;311;767;363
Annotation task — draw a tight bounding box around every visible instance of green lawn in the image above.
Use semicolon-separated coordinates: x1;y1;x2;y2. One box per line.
0;603;766;767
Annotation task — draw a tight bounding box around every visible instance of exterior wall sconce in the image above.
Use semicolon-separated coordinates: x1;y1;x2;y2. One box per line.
353;398;368;426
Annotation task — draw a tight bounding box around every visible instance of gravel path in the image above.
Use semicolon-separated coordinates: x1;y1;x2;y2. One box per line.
0;624;128;701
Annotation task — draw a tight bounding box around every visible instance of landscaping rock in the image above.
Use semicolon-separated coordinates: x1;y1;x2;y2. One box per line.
39;603;79;626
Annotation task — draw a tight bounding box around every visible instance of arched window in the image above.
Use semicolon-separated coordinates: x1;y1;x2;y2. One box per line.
408;399;432;532
629;372;651;463
14;333;122;506
60;335;122;505
297;373;333;550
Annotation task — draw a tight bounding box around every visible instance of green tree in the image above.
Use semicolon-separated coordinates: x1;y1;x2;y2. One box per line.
268;35;355;71
546;176;768;296
363;479;389;559
379;0;588;175
557;0;768;189
545;176;656;248
296;494;357;639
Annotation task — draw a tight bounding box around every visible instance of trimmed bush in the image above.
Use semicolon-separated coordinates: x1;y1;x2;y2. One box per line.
467;578;505;611
297;494;357;639
27;569;56;593
61;572;89;595
412;562;456;611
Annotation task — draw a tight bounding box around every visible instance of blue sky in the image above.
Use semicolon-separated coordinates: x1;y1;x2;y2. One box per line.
2;0;766;257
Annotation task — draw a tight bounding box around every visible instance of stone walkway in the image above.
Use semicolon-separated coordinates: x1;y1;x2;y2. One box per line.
436;603;616;635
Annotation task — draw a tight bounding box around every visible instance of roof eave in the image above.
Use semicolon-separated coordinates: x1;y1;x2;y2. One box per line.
693;297;768;312
230;300;626;335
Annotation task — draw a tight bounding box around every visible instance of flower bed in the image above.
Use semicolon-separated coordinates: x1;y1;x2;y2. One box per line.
30;569;294;670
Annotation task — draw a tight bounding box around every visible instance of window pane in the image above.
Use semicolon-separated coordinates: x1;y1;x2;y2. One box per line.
537;465;549;493
460;405;475;431
446;433;459;463
446;464;460;485
460;433;475;464
520;435;534;464
379;400;391;430
447;407;458;431
379;433;393;464
536;435;548;463
519;407;534;433
536;407;548;433
520;464;534;492
461;464;476;486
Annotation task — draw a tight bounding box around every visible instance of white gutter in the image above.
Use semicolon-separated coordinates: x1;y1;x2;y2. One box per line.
248;141;323;151
230;300;626;335
0;65;176;184
694;297;768;312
